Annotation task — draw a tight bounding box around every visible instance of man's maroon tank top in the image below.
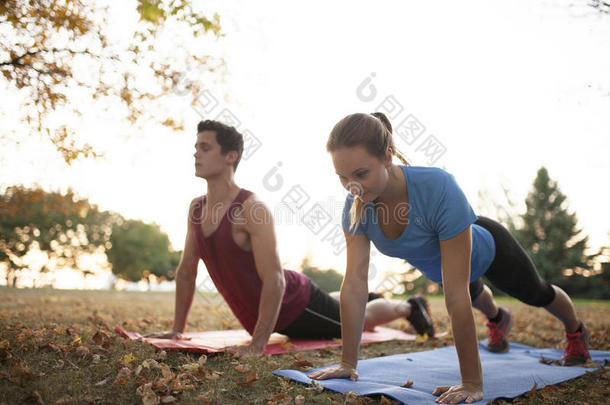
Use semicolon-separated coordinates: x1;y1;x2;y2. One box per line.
189;188;310;335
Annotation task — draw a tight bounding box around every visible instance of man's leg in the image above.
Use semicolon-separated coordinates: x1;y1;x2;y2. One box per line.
362;298;410;331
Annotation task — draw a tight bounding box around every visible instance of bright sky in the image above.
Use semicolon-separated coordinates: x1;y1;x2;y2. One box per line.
2;0;609;289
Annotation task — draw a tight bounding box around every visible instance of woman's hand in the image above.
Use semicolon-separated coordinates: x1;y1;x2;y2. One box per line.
433;383;483;404
226;343;265;358
308;363;358;381
142;330;185;340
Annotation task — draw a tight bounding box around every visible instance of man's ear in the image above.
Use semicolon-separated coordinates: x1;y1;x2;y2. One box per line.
226;150;238;167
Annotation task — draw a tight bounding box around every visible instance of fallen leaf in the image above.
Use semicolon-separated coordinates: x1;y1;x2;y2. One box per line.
115;367;132;384
539;356;559;366
291;360;315;370
142;359;161;370
205;371;220;380
344;391;358;404
122;352;137;365
142;392;159;405
380;395;393;404
527;381;539;396
55;394;74;404
26;390;44;405
238;371;259;386
160;396;176;403
402;380;414;388
193;392;213;404
279;341;295;351
75;345;89;357
92;330;107;345
235;364;250;373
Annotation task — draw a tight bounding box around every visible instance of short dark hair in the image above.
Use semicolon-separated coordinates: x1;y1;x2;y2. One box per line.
197;120;244;171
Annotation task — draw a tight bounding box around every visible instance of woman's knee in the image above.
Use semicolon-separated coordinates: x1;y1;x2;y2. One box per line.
514;283;556;307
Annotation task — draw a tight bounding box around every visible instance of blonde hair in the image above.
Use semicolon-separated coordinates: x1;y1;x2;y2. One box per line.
326;112;410;233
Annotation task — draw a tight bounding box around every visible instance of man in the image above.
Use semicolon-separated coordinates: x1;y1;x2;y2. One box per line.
145;120;434;357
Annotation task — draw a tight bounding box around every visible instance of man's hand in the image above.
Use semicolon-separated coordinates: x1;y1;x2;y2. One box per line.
226;343;265;358
308;363;358;381
433;383;483;404
142;330;189;340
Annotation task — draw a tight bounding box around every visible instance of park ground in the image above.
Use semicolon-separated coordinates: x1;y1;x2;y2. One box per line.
0;287;609;404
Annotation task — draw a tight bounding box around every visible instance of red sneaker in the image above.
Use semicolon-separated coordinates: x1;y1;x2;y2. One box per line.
561;323;591;366
485;307;513;353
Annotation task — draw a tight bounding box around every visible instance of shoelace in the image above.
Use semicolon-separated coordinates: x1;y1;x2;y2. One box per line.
485;321;504;345
564;334;586;357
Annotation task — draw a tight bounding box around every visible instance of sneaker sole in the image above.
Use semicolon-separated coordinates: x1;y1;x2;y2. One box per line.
407;297;435;337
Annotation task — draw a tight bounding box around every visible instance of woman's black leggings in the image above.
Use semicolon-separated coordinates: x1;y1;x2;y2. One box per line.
469;216;556;307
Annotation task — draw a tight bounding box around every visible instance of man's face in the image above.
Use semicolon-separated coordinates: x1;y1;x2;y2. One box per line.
193;130;235;179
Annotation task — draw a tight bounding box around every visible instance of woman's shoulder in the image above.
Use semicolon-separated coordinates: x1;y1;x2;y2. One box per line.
403;165;452;187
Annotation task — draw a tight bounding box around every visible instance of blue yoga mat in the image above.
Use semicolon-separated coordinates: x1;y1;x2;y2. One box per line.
274;341;610;404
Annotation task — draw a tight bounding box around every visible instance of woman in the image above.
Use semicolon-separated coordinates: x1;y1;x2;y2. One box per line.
308;112;590;404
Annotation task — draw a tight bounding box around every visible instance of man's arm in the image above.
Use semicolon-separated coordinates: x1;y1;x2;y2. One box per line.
237;196;286;354
145;198;200;338
171;198;201;333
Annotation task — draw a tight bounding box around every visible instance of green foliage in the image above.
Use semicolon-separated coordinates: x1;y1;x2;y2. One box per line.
0;0;223;163
107;219;179;283
299;257;343;293
511;167;602;296
0;185;114;286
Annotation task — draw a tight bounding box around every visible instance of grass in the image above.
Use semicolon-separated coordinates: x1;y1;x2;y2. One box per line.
0;287;608;404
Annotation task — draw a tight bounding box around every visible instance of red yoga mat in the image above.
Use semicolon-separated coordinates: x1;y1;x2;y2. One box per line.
114;326;422;355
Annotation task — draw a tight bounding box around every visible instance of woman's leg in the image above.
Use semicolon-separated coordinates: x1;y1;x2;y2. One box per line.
544;285;580;333
474;216;589;362
471;283;499;319
476;217;582;328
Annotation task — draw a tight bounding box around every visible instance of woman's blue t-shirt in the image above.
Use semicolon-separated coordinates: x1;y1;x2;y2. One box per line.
342;166;496;284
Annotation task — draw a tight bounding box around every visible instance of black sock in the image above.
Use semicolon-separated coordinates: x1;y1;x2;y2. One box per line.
571;322;583;334
489;309;502;323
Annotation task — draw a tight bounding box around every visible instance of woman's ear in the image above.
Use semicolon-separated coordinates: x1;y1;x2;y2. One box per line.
384;148;393;168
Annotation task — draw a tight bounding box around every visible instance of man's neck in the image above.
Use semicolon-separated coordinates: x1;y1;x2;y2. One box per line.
205;175;240;206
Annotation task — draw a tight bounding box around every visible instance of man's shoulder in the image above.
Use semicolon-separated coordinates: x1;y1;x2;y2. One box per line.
189;195;204;209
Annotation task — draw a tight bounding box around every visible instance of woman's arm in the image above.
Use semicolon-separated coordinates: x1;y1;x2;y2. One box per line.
434;226;483;404
340;231;371;369
309;231;370;381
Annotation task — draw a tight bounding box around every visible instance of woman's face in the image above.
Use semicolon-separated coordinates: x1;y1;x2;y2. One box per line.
331;145;391;203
